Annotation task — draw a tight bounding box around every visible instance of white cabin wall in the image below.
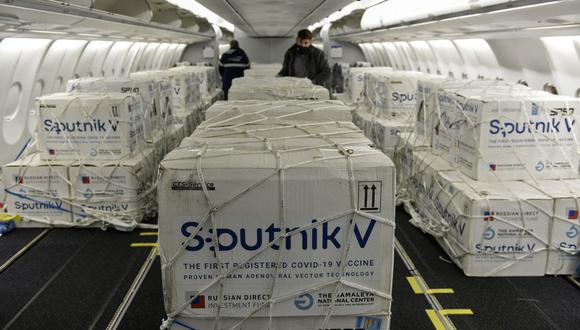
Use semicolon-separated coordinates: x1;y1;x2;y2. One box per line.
540;36;580;97
357;35;580;97
0;37;188;165
27;39;90;133
0;38;53;162
74;40;115;78
102;41;135;77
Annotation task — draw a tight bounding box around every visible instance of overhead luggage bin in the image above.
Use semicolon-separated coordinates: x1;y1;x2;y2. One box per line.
0;0;214;43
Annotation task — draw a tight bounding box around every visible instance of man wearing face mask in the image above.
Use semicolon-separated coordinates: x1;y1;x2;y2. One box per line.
278;29;331;87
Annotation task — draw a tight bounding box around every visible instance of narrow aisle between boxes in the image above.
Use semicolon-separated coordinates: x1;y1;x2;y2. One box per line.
395;206;580;330
0;229;157;329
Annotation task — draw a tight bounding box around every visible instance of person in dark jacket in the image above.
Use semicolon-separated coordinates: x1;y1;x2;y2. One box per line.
218;40;250;100
278;29;331;87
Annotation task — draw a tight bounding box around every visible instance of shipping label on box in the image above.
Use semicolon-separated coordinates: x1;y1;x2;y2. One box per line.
37;93;144;160
431;173;552;276
158;147;395;318
2;154;73;225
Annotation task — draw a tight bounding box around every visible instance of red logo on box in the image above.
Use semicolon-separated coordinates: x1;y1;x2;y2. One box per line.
191;295;206;308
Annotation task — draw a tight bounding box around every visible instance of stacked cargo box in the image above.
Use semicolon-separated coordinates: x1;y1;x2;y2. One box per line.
2;67;220;230
345;67;393;104
158;100;395;329
351;70;445;158
2;92;155;229
244;63;283;78
229;77;330;101
395;79;580;276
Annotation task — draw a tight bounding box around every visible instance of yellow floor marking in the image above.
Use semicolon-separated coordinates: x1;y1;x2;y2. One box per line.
426;309;446;330
139;232;158;236
407;276;454;294
130;243;159;248
426;309;474;330
440;309;473;316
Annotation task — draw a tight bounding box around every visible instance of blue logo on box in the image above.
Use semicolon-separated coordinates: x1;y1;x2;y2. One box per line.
294;293;314;310
484;227;496;240
83;188;94;199
566;225;579;239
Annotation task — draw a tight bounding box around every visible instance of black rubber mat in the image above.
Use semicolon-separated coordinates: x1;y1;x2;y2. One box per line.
0;229;156;329
395;206;580;330
117;257;165;330
390;255;433;329
0;228;46;266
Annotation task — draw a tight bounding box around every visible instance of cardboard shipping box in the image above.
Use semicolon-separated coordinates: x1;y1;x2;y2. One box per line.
203;100;353;124
69;148;155;225
431;171;552;276
36;93;144;160
158;144;395;323
438;91;580;180
3;154;73;226
66;77;158;141
528;180;580;275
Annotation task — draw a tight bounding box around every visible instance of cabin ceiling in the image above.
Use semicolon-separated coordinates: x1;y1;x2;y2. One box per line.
194;0;353;37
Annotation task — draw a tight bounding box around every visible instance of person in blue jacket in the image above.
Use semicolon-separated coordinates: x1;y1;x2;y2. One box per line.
218;40;250;100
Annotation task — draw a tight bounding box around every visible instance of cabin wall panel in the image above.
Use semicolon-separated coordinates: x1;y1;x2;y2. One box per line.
0;38;53;165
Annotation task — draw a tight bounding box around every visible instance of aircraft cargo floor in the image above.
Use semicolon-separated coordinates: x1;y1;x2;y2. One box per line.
0;207;579;330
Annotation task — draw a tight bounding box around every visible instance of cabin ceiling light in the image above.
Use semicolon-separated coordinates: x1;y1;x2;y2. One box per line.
489;1;564;15
77;33;102;37
30;29;69;35
440;13;484;22
167;0;234;32
524;23;580;31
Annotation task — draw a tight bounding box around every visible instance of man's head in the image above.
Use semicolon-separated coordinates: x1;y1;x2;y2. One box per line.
296;29;313;48
230;40;239;49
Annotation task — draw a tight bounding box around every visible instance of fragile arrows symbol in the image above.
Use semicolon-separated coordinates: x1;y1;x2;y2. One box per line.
371;185;376;208
363;185;369;207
